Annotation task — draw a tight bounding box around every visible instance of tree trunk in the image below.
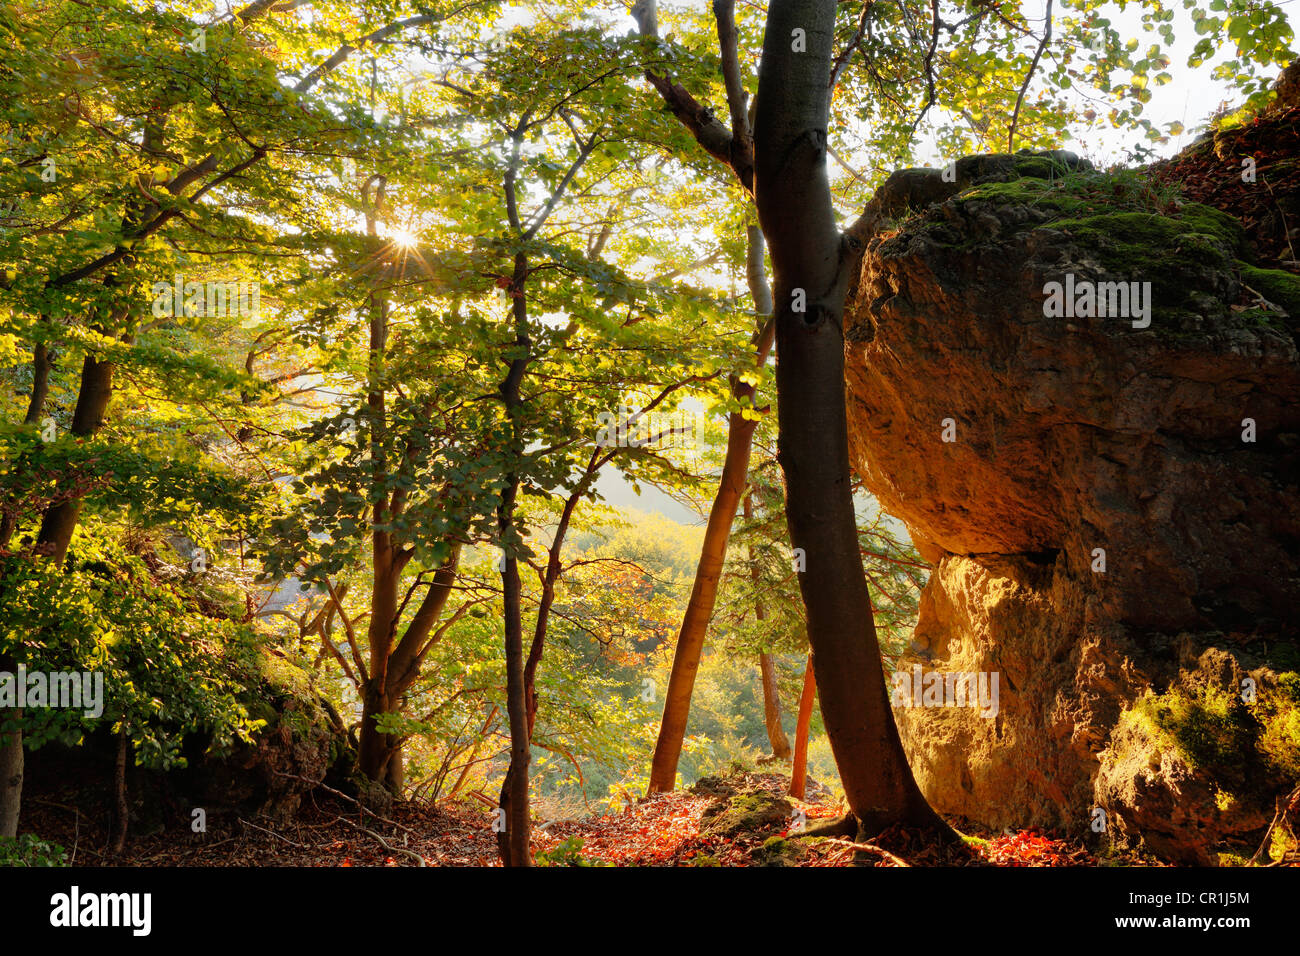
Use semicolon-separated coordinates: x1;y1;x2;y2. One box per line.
23;341;52;428
497;250;533;867
111;727;128;855
497;488;531;867
0;654;21;838
1;340;53;550
356;181;396;783
759;654;792;760
35;352;116;564
647;226;774;794
744;491;791;760
356;529;399;782
789;654;815;799
523;463;598;735
753;0;946;836
647;415;754;795
385;739;405;794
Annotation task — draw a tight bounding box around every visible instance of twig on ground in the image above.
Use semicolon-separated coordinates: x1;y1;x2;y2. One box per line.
334;815;426;866
238;817;313;848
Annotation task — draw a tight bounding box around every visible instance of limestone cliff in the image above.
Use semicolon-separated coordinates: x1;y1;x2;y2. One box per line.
845;108;1300;863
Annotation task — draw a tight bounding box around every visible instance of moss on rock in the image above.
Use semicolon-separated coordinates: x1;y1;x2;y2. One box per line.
698;791;793;839
754;835;815;867
1236;263;1300;316
1121;683;1255;775
1258;672;1300;778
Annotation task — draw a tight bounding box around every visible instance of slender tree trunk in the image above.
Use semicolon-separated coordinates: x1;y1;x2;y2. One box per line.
448;705;497;801
647;226;774;793
789;654;815;799
35;117;164;565
745;492;790;760
497;537;530;866
0;653;21;838
753;0;946;836
354;180;418;790
759;654;792;760
23;342;52;429
112;727;128;855
357;541;398;781
497;250;533;867
647;415;755;795
748;494;791;762
0;336;55;823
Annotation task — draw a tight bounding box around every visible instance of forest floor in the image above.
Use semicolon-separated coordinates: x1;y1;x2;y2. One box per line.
26;771;1128;867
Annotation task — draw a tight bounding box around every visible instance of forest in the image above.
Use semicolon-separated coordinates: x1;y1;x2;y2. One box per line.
0;0;1298;886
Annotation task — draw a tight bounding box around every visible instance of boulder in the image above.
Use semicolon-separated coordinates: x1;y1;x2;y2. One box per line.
844;129;1300;862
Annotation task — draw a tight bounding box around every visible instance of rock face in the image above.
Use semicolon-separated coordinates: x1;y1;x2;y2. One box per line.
844;137;1300;862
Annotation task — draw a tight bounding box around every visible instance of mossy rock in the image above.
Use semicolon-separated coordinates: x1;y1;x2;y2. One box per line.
180;649;353;822
1122;682;1256;777
1236;262;1300;317
698;791;794;840
889;165;1294;338
754;835;815;867
1257;672;1300;778
1098;662;1300;863
1120;670;1300;782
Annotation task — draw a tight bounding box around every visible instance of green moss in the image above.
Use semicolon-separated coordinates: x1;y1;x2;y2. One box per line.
958;177;1090;217
1236;263;1300;316
958;167;1196;221
1053;211;1219;268
1267;643;1300;671
255;647;316;704
890;160;1295;340
1012;154;1074;180
1259;672;1300;778
1120;673;1300;782
227;646;339;753
755;834;814;867
1268;826;1297;863
1177;204;1247;250
699;791;792;839
1236;307;1288;330
1123;684;1254;774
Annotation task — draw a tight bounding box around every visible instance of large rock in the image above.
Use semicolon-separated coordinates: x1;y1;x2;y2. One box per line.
845;135;1300;862
180;649;353;822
